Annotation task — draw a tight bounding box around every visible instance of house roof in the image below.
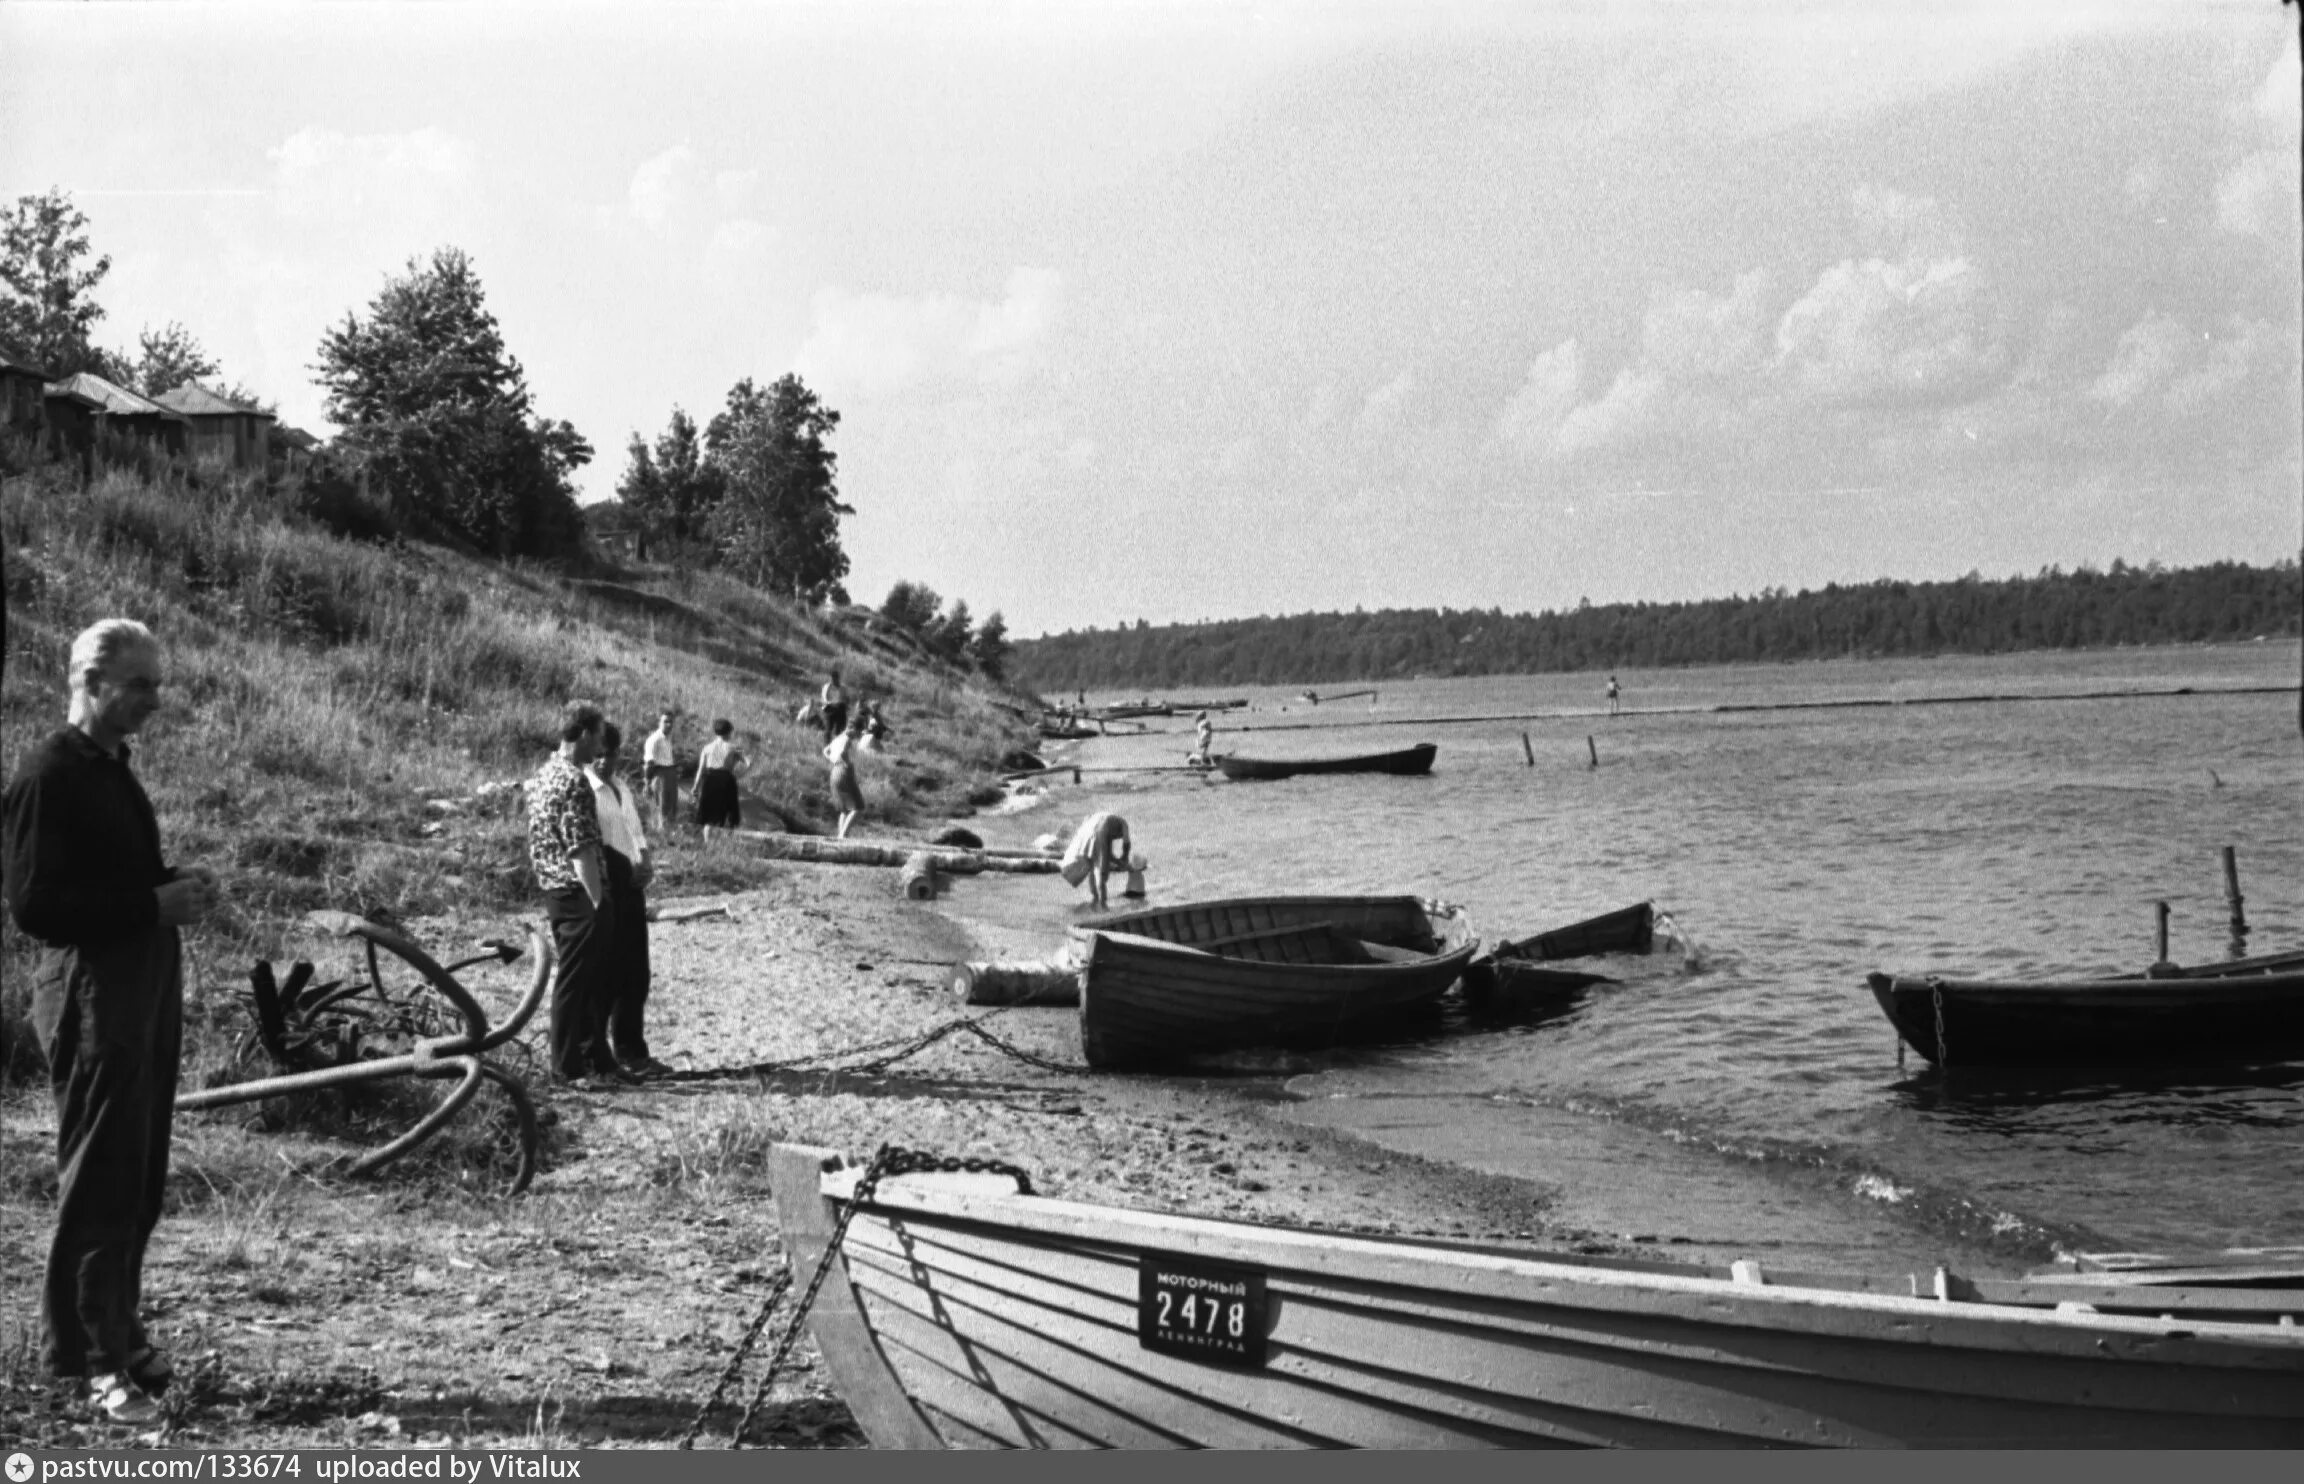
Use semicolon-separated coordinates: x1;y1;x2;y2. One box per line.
46;372;185;419
274;424;322;451
153;381;274;419
0;342;52;379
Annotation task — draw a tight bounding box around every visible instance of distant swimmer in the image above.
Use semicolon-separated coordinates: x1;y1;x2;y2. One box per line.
1606;674;1621;715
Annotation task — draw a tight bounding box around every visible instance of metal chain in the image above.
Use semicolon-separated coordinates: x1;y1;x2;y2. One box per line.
661;1013;1090;1086
705;1143;1036;1448
675;1266;794;1450
1928;977;1949;1070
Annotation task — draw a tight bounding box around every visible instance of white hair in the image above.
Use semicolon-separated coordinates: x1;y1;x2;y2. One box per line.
68;618;157;692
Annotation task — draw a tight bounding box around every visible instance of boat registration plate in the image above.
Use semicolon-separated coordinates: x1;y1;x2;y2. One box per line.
1138;1255;1267;1368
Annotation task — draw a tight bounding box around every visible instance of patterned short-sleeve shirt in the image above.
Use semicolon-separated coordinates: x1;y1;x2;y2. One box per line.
527;753;603;892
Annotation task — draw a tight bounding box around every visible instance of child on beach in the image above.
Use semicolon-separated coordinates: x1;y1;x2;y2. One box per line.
1061;811;1143;909
825;715;867;838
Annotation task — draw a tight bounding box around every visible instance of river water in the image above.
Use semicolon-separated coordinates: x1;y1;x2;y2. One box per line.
968;642;2304;1270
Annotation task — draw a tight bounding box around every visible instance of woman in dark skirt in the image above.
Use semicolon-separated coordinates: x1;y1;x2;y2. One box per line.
691;718;747;837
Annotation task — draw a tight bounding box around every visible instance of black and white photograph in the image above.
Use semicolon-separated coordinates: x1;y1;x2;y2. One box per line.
3;0;2301;1453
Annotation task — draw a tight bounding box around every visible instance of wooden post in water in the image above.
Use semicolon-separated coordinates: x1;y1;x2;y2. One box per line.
2222;846;2247;936
1521;732;1535;767
2154;900;2170;965
1587;735;1599;770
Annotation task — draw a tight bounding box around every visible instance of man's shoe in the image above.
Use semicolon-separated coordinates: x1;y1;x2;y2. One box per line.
125;1345;172;1395
88;1372;161;1424
620;1056;676;1080
589;1063;641;1086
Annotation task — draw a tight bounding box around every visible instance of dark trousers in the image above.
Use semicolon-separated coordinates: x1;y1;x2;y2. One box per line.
543;883;618;1077
601;849;652;1065
32;929;183;1379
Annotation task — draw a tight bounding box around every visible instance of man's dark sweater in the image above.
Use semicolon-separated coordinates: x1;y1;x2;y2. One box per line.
3;726;172;946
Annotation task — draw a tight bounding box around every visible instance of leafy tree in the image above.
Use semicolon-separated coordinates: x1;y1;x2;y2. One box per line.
970;610;1012;679
928;598;974;663
130;321;219;397
313;247;590;557
880;579;943;633
702;373;851;601
616;407;723;558
0;188;115;375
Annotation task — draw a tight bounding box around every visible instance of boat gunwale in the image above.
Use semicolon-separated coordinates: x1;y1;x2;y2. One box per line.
814;1169;2304;1357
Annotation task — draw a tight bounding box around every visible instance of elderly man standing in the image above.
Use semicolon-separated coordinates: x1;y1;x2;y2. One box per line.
2;618;218;1424
527;700;626;1087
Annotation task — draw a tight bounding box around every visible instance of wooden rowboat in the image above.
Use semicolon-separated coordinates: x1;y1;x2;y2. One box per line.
1215;742;1436;782
1495;901;1654;962
1867;948;2304;1069
766;1143;2304;1448
1463;902;1658;1004
1072;894;1479;1069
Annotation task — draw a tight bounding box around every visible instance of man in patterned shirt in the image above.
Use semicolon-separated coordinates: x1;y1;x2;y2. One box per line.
527;700;626;1086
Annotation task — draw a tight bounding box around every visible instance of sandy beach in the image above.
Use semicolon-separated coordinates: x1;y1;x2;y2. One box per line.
0;821;1553;1451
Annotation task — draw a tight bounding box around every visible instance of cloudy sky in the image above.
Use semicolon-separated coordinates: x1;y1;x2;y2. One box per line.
4;0;2296;636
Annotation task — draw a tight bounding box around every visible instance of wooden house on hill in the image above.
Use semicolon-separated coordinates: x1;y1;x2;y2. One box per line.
154;381;274;468
43;371;189;458
1;343;52;434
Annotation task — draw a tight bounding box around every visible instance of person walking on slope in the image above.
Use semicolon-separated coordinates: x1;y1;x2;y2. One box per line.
2;618;221;1423
825;714;867;838
528;700;626;1087
640;711;679;834
692;718;747;837
588;723;671;1079
819;669;849;740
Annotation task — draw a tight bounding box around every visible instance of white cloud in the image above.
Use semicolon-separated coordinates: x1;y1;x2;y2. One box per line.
2088;312;2283;420
1555;368;1662;456
1494;339;1583;458
269;126;478;231
793;267;1063;397
1774;192;2004;407
2086;312;2186;406
1354;370;1417;439
627;144;700;232
2214;149;2295;238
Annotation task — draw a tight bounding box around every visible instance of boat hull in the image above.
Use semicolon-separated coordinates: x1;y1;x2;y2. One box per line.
767;1145;2304;1449
1868;959;2304;1068
1215;742;1436;781
1073;895;1478;1069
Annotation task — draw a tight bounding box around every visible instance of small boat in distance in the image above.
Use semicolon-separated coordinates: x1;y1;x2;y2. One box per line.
1867;948;2304;1069
767;1143;2304;1448
1215;741;1436;781
1072;894;1478;1069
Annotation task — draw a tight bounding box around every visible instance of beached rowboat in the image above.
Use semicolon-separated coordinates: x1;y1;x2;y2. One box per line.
766;1143;2304;1448
1072;894;1478;1069
1866;948;2304;1068
1214;742;1437;781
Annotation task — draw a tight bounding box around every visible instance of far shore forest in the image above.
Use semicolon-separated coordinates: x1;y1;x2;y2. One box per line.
1011;559;2304;692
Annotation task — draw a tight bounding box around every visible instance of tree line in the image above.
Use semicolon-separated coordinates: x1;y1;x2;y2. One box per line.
3;188;880;608
1012;559;2304;690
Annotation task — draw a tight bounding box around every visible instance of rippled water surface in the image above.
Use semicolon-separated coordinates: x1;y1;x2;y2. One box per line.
1047;644;2304;1256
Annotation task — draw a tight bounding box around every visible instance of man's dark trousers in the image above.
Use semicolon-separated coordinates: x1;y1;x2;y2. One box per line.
600;848;652;1067
34;927;182;1379
543;884;617;1077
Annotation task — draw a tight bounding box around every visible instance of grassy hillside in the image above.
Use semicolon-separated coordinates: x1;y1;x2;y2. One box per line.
0;458;1041;1080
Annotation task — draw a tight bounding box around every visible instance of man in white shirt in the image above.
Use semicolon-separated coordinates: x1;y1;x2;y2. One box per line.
588;722;669;1079
641;712;678;834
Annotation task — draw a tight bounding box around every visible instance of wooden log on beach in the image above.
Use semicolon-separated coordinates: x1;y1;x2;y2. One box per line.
731;829;1060;874
899;852;940;900
950;959;1082;1006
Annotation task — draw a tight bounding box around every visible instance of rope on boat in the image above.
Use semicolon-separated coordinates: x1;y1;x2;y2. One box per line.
1928;977;1950;1070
